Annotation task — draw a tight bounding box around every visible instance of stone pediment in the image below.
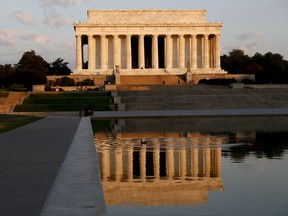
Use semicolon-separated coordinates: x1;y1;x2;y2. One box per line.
87;9;207;25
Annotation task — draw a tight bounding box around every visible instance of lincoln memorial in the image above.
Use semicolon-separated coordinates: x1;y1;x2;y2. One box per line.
73;9;228;84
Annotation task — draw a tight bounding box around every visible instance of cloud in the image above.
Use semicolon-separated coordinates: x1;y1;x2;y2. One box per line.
40;0;89;7
44;10;71;28
236;32;265;41
0;28;50;46
223;41;265;56
240;41;265;53
12;11;38;25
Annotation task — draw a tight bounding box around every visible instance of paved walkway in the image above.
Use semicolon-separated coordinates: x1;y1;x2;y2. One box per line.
0;116;105;216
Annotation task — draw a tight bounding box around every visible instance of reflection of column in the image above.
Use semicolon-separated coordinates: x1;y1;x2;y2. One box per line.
166;140;174;180
191;35;197;69
138;34;145;69
179;35;185;70
205;147;211;178
88;35;96;70
153;142;160;181
204;34;209;68
113;35;120;68
76;35;82;70
152;34;159;69
100;35;107;70
140;146;146;181
180;147;186;180
101;150;110;182
127;145;133;182
115;146;123;182
166;34;172;69
126;35;132;69
215;34;221;69
192;147;198;178
216;147;222;178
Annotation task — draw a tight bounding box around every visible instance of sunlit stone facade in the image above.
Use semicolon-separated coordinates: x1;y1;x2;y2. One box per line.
73;9;226;77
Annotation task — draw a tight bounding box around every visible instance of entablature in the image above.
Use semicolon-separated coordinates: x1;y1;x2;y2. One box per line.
74;23;222;36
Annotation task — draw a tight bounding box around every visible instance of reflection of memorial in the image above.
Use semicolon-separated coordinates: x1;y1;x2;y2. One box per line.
95;132;224;206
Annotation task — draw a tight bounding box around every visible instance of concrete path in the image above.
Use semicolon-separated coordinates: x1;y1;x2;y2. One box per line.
40;117;106;216
0;116;105;216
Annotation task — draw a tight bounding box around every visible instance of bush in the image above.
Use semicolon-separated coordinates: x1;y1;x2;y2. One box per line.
55;77;75;86
77;79;95;86
8;84;27;91
198;78;237;85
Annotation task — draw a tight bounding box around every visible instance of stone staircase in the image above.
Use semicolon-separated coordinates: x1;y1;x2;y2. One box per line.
115;85;288;111
0;92;28;113
119;75;186;85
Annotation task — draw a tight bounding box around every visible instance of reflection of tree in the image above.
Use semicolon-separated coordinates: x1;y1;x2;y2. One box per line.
254;132;288;159
225;132;288;162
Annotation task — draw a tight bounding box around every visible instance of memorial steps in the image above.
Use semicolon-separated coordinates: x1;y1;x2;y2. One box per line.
115;85;288;111
0;92;28;113
119;75;186;85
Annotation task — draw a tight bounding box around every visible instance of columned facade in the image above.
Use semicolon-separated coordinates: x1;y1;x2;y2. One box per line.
74;9;226;76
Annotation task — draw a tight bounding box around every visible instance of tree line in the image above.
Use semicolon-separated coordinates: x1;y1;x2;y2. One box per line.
1;49;288;91
221;49;288;83
0;50;71;91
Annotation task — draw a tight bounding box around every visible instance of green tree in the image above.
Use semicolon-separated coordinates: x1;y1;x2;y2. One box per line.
0;64;15;88
48;58;72;75
14;50;48;90
221;49;251;74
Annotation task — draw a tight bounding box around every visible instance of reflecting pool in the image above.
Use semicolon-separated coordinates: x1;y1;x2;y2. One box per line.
93;116;288;216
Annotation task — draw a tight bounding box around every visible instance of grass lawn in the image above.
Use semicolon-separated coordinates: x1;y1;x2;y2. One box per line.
14;91;112;112
0;115;42;134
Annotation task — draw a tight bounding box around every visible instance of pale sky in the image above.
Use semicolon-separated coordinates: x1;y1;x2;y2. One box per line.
1;0;287;70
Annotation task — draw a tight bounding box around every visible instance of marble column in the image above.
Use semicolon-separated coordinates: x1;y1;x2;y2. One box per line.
113;35;120;68
126;35;132;69
100;35;107;70
215;34;221;69
152;34;159;69
138;34;145;69
166;34;172;69
191;35;197;69
204;34;210;68
88;35;96;70
179;35;185;70
76;35;83;70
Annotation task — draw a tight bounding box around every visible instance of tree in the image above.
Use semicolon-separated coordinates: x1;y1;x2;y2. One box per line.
48;58;72;75
0;64;15;88
14;50;48;90
221;49;251;74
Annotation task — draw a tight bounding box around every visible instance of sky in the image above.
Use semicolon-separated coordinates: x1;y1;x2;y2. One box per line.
0;0;288;70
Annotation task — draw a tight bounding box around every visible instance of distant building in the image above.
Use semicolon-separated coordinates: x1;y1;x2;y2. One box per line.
72;9;237;84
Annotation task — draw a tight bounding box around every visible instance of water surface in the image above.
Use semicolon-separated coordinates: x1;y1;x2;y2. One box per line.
93;117;288;216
